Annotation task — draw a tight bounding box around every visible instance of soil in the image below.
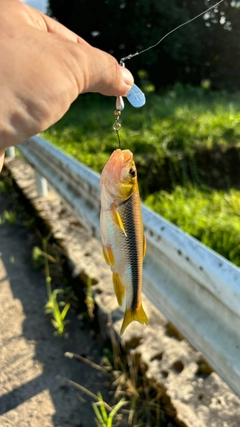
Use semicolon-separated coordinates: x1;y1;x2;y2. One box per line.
0;177;109;427
137;144;240;198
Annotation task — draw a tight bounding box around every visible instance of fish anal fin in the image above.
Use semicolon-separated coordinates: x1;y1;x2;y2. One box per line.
112;272;125;306
120;304;148;335
143;234;147;259
110;203;127;236
102;245;115;267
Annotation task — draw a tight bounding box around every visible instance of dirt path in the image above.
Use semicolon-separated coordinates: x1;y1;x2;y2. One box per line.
0;182;107;427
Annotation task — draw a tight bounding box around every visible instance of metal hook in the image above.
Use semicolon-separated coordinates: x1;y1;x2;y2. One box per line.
113;96;124;148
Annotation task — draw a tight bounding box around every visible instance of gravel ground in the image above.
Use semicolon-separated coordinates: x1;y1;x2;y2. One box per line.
0;181;108;427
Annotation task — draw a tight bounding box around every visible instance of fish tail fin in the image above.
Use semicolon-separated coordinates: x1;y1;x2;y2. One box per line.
120;304;148;335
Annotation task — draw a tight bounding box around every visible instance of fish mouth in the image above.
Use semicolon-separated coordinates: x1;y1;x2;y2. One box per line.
111;149;133;164
121;149;133;163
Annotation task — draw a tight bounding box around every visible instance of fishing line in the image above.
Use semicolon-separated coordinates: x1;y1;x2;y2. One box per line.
120;0;224;64
113;0;224;140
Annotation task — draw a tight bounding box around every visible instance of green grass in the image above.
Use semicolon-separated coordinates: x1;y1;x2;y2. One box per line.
92;393;126;427
43;87;240;195
145;186;240;267
0;210;17;225
32;235;70;336
43;86;240;171
42;86;240;267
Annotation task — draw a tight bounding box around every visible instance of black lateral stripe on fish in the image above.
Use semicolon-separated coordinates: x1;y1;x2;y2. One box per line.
100;149;148;334
119;192;141;311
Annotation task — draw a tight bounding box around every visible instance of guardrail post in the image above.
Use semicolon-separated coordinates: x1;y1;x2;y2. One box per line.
5;147;15;158
35;171;48;197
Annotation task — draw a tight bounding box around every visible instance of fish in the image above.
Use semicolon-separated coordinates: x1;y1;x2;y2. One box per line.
100;149;148;334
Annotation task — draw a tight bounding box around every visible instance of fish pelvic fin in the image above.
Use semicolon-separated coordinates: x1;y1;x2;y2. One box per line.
110;203;127;236
102;245;115;267
120;304;148;335
112;272;125;306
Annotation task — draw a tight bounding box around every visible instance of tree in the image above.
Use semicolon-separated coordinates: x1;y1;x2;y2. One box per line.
48;0;238;90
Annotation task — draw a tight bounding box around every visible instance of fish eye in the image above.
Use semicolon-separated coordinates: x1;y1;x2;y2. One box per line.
129;167;136;178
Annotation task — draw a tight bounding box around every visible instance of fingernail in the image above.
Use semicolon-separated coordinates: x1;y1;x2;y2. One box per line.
120;67;134;87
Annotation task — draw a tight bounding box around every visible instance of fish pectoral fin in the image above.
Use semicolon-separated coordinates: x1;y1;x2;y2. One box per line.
143;234;147;259
110;204;127;236
102;245;115;267
112;272;125;306
120;304;148;335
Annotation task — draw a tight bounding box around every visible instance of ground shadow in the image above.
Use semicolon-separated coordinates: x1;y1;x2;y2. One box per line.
0;192;107;427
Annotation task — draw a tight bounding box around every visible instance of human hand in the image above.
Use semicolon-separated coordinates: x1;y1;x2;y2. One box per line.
0;0;134;170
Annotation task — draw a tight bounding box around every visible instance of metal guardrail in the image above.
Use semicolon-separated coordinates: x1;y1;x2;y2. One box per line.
15;136;240;396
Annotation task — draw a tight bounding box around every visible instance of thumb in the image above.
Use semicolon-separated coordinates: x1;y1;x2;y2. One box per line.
31;9;134;96
76;43;134;96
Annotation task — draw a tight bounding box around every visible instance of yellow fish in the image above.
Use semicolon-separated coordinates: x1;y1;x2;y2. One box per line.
100;149;148;334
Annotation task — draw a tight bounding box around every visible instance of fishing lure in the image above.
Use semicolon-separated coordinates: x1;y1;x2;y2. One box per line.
113;0;224;131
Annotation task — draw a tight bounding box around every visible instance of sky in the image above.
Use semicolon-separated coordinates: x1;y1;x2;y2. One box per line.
21;0;48;13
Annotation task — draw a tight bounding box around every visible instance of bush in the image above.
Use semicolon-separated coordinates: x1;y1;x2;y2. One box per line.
42;89;240;266
144;186;240;267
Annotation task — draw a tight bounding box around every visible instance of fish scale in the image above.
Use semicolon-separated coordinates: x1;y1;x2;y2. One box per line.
100;149;148;334
119;193;141;310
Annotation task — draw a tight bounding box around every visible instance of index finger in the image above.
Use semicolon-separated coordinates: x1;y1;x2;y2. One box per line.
27;5;88;44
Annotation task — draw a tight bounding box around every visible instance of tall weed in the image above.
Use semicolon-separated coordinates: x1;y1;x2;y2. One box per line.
145;186;240;267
